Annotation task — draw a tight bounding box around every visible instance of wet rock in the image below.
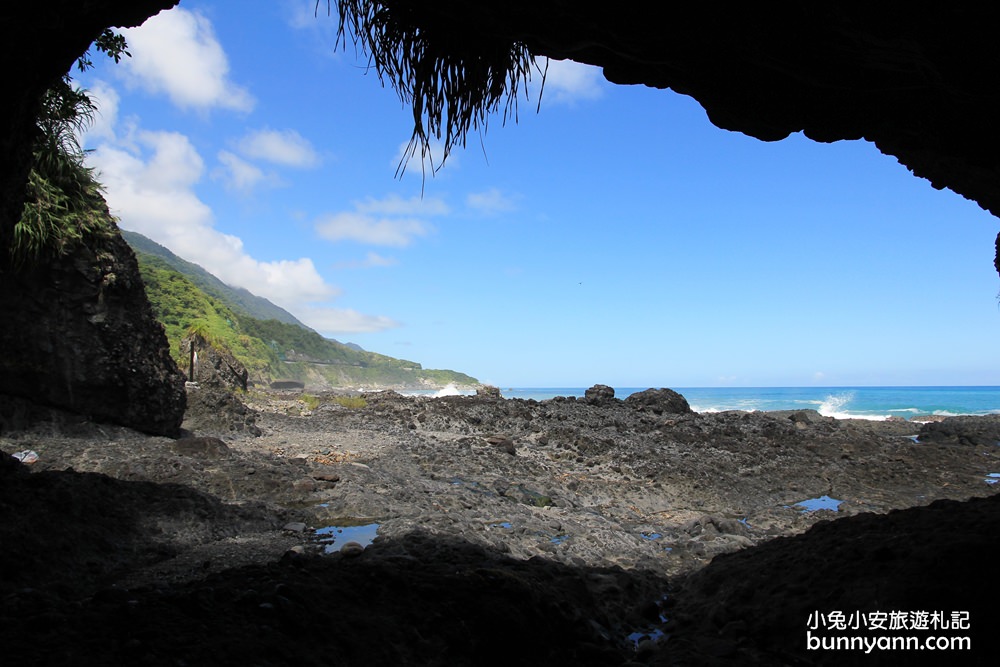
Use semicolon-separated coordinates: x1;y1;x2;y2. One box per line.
339;541;365;557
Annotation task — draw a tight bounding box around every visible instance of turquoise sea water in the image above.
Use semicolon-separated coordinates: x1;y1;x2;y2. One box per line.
492;386;1000;420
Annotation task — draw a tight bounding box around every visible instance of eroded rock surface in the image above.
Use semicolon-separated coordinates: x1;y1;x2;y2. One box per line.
1;388;997;664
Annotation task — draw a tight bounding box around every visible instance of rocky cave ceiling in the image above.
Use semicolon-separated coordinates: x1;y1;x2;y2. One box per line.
4;2;999;271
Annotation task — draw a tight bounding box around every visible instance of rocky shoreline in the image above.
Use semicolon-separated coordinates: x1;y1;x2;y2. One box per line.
2;385;998;665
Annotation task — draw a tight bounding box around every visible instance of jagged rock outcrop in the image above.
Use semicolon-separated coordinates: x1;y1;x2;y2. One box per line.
0;227;186;436
918;414;1000;447
181;335;249;391
181;385;260;437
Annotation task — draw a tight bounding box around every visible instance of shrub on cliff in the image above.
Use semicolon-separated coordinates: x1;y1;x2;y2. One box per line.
12;31;129;268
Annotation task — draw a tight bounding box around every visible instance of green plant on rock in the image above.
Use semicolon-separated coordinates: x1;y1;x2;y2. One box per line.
333;396;367;409
301;393;323;411
13;79;112;268
13;30;131;269
185;320;223;348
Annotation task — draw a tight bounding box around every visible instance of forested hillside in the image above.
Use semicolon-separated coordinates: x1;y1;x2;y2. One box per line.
131;244;478;390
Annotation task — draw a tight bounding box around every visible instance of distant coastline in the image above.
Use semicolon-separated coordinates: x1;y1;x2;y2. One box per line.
450;386;1000;421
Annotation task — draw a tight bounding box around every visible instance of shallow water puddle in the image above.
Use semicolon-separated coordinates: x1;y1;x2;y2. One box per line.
985;473;1000;485
625;594;670;649
792;495;844;512
626;627;666;647
315;523;381;554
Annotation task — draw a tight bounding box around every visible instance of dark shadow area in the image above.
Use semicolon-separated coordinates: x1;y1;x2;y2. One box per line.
0;461;669;666
666;494;1000;665
2;452;998;665
0;455;284;598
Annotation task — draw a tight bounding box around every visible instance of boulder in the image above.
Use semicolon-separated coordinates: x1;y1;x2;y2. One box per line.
624;388;693;415
270;380;305;390
583;384;617;406
918;415;1000;447
0;227;185;436
476;385;502;399
182;385;261;437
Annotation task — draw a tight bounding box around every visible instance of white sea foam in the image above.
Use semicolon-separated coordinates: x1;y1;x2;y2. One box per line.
816;392;890;420
817;393;853;417
432;383;462;397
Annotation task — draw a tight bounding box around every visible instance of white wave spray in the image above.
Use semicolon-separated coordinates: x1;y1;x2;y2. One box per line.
817;392;858;419
432;383;462;397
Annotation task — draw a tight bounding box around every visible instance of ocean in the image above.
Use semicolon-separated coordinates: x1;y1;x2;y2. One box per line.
470;386;1000;420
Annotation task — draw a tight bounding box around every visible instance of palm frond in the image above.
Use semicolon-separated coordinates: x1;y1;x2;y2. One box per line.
327;1;543;177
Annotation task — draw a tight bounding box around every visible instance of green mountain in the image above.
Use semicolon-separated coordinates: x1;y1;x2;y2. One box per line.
126;232;479;391
122;230;309;329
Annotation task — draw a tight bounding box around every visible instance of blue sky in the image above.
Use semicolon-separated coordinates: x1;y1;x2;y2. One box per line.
77;1;1000;388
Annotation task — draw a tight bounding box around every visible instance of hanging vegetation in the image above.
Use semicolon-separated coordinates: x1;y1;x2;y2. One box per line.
327;1;544;178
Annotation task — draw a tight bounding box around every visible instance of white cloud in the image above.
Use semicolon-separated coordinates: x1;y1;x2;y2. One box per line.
85;126;399;330
466;188;517;215
89;130;333;305
297;306;401;335
316;194;447;246
334;252;399;269
120;7;254;112
316;212;431;247
90;131;212;236
362;252;398;268
356;193;450;217
83;80;120;144
238;128;321;168
215;150;268;193
538;58;604;105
